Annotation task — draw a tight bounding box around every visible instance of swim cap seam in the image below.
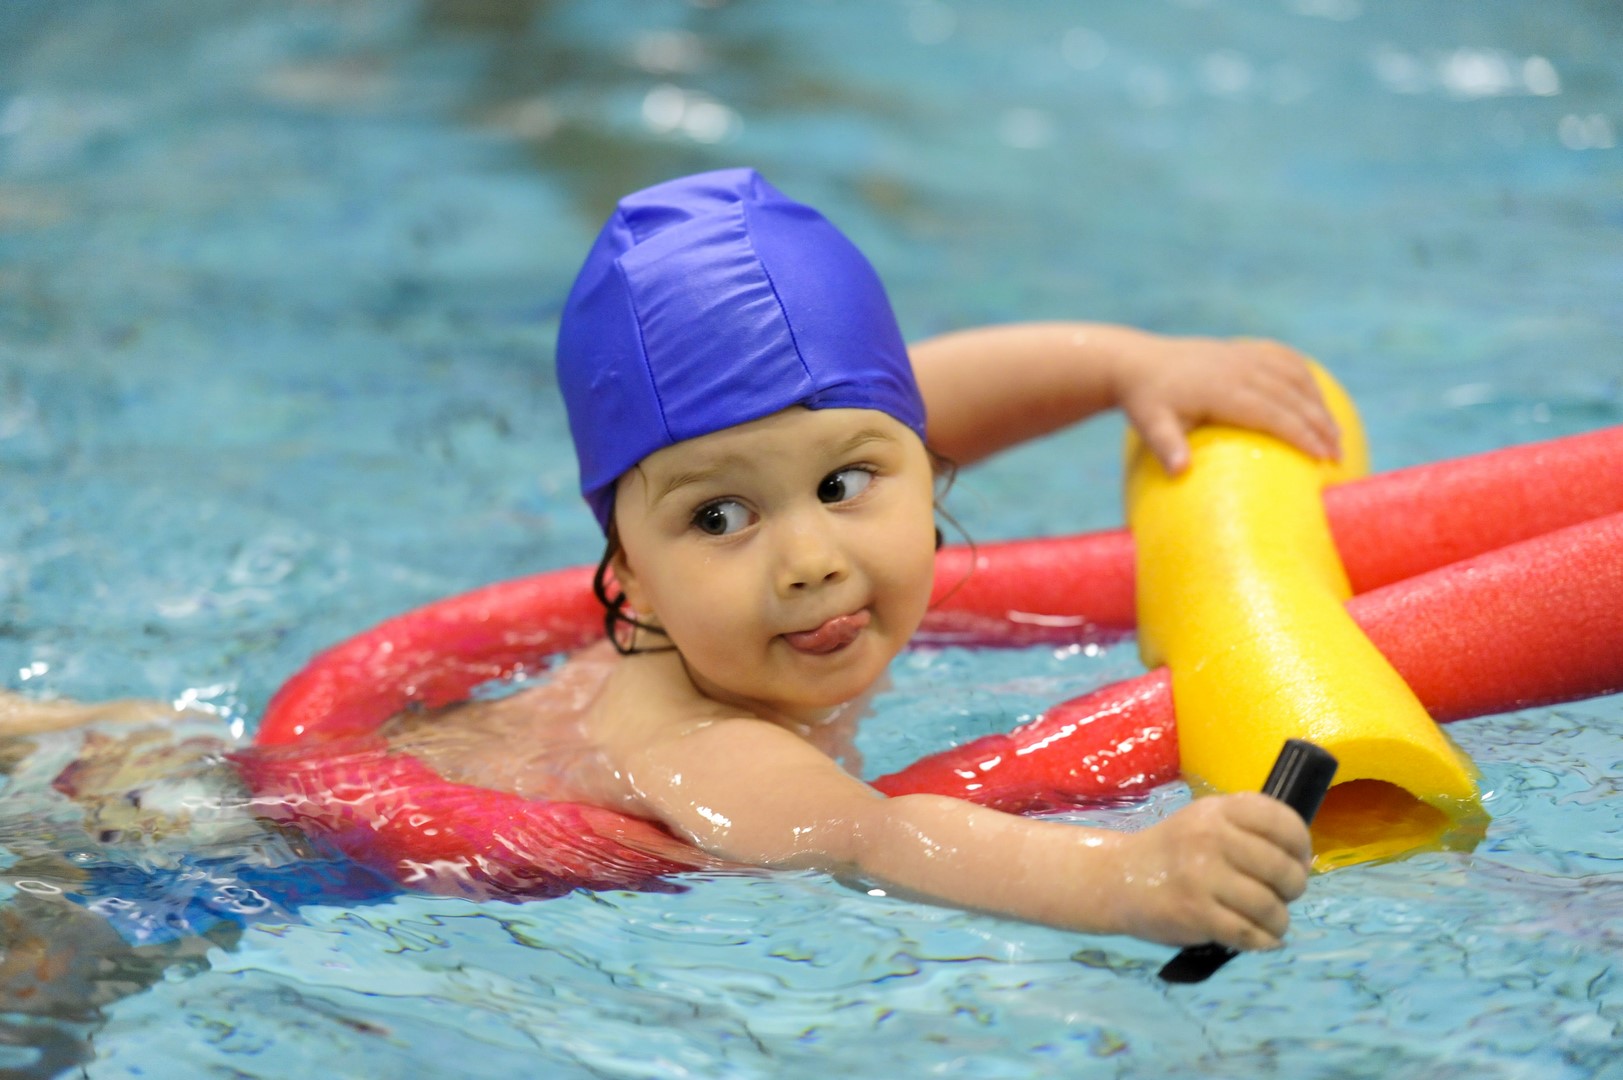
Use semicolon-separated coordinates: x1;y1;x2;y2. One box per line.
739;201;815;387
618;204;656;246
612;254;677;447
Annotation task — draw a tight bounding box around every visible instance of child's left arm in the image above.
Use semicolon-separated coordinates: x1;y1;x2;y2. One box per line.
910;322;1341;474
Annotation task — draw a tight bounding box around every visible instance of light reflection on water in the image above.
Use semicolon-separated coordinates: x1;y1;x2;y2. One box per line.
1;0;1620;1076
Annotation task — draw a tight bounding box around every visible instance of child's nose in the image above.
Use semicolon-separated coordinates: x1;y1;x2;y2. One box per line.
776;516;849;593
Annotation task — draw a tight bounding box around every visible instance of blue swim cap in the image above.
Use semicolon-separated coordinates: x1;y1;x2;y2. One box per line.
557;168;926;531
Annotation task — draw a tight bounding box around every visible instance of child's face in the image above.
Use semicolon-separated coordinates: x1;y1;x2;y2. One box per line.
612;407;938;722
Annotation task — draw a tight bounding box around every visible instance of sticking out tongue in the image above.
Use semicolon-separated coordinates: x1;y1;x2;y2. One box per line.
783;611;870;654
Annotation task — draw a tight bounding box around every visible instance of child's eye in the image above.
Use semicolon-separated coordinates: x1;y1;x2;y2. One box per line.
692;500;752;536
817;467;873;505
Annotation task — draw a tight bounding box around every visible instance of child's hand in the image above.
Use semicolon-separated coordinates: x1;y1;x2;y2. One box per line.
1106;792;1313;951
1113;336;1341;474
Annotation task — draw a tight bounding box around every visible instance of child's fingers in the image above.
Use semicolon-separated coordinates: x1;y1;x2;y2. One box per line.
1262;369;1341;457
1131;406;1193;475
1219;381;1340;462
1204;805;1310;950
1210;918;1285;954
1219;792;1315;861
1127;338;1341;471
1208;875;1292;949
1216;339;1339;452
1221;820;1312;903
1242;346;1342;457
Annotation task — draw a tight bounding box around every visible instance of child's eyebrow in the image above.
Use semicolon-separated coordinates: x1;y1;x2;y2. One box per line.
648;427;898;506
648;461;739;506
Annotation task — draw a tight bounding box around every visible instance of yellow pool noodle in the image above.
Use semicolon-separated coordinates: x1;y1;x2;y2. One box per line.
1127;366;1483;869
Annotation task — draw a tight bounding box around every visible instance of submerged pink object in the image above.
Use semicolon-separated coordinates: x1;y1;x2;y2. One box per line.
247;426;1623;898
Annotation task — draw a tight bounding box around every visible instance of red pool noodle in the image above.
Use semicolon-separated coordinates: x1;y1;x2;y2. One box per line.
245;427;1623;897
257;566;604;747
875;510;1623;810
236;739;718;896
915;424;1623;644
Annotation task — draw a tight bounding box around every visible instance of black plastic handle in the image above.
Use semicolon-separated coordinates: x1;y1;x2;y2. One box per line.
1158;739;1338;984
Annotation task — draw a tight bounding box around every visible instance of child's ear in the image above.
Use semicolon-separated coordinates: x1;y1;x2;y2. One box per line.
610;547;652;619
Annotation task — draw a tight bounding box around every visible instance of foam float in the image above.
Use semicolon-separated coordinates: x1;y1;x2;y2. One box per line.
243;423;1623;897
1127;366;1480;867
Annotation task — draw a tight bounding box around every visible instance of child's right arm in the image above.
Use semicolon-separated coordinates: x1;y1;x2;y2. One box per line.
619;712;1312;949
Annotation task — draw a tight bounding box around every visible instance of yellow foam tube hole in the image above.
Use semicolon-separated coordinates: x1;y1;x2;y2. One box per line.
1126;364;1483;870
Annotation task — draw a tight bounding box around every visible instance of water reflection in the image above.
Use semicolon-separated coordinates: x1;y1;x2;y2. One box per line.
415;1;923;222
1372;45;1564;100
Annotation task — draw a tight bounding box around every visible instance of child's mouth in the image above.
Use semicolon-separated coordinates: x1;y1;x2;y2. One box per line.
782;610;870;655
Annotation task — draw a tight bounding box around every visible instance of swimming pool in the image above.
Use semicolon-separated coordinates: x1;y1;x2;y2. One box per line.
2;0;1619;1075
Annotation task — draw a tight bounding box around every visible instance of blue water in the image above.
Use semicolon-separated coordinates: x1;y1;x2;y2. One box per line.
2;0;1620;1076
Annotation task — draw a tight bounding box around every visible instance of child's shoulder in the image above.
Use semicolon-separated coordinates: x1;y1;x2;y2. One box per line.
593;647;870;779
590;646;755;744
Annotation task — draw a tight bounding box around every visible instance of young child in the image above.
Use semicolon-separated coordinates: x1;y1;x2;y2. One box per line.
396;167;1339;952
5;168;1340;953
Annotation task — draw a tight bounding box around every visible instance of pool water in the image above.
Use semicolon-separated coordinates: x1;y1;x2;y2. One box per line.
2;0;1620;1076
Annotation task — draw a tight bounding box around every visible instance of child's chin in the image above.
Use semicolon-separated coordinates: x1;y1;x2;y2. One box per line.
796;667;889;710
